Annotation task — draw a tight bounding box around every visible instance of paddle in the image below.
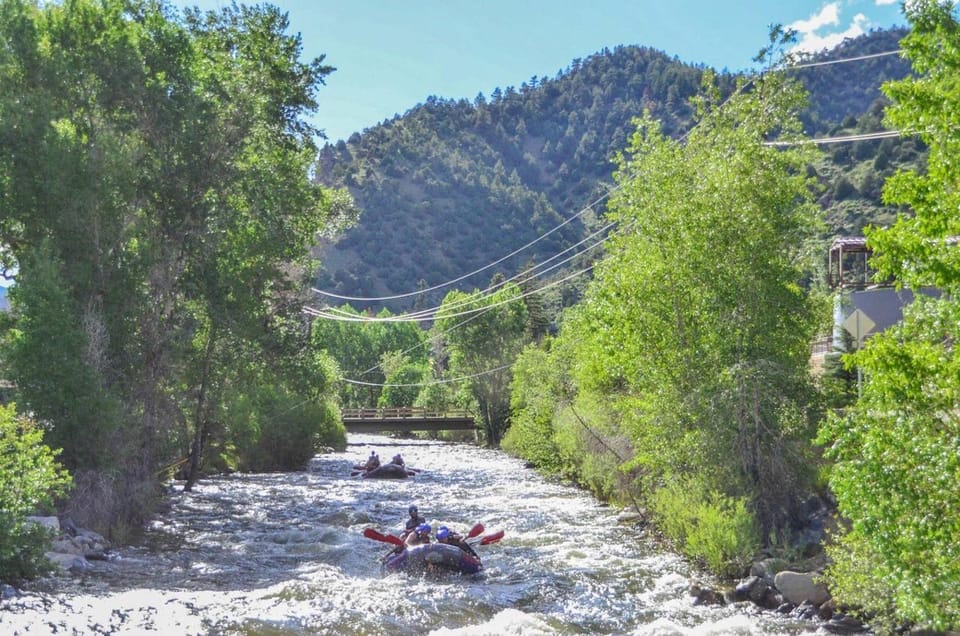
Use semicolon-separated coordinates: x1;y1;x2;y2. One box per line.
466;523;484;539
363;528;403;546
466;529;504;546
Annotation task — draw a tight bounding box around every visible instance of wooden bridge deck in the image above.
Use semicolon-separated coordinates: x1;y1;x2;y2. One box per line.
341;407;477;433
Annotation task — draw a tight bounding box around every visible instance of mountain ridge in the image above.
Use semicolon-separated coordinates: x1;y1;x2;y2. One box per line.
314;27;913;314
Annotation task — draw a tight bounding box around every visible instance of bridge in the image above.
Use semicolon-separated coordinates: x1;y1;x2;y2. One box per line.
340;407;478;433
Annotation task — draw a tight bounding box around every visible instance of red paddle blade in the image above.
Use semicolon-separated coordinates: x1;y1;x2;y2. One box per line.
480;530;504;545
466;523;484;538
363;528;403;546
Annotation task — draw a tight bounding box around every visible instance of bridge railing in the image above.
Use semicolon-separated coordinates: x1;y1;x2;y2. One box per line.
341;406;474;420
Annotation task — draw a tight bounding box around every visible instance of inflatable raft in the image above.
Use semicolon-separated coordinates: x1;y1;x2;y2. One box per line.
359;463;410;479
382;543;483;575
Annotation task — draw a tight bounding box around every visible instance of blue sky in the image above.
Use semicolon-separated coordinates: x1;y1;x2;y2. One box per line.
177;1;905;144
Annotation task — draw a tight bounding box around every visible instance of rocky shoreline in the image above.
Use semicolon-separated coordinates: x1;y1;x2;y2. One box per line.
24;515;112;574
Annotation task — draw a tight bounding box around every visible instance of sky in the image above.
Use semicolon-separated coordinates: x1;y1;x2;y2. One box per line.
172;0;907;146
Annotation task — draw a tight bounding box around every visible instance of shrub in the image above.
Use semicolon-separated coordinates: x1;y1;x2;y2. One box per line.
650;477;760;578
0;403;72;582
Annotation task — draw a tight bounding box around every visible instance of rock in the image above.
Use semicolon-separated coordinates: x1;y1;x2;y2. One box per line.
45;551;92;573
1;583;19;599
25;516;60;532
822;613;868;633
759;588;783;610
818;598;837;620
733;575;761;602
616;510;646;524
774;570;830;606
50;538;85;555
750;557;789;581
61;516;80;537
689;582;726;606
791;600;820;621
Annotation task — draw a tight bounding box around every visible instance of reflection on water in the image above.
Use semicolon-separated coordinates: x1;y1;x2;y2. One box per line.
2;435;812;635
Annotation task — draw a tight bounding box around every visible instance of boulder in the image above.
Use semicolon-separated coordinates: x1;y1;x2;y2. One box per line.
44;551;92;573
25;516;60;532
774;570;830;606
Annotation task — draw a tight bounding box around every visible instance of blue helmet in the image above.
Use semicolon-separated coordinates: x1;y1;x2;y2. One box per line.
408;505;418;515
436;526;450;540
416;523;431;534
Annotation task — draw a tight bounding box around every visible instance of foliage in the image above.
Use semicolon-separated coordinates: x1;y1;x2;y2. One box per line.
4;245;124;471
432;282;527;445
590;46;823;540
377;356;429;408
817;328;859;410
235;387;344;473
0;0;350;526
310;305;429;407
502;341;566;473
314;30;918;315
817;3;960;631
0;403;72;582
649;477;760;578
507;29;828;578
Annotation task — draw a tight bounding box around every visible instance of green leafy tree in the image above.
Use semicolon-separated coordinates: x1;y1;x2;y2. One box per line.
5;245;123;472
514;31;825;571
593;57;823;542
0;403;72;582
502;340;568;473
433;282;527;445
309;306;428;407
0;0;350;525
819;2;960;630
378;361;429;408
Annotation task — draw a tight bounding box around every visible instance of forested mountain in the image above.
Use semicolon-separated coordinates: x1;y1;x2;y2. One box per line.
314;27;916;313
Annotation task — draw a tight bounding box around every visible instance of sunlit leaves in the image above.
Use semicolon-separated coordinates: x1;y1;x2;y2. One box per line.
820;3;960;630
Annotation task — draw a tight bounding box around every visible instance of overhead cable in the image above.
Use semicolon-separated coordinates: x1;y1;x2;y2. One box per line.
340;363;514;388
318;220;613;323
311;191;606;302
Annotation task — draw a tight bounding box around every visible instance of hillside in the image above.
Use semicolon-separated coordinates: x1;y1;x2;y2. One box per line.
314;27;916;314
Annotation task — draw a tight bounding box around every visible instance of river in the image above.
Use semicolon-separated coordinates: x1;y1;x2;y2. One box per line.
2;434;817;635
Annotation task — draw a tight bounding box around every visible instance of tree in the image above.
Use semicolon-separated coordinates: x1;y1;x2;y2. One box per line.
433;282;527;445
535;30;825;566
309;306;428;407
0;0;350;528
818;2;960;630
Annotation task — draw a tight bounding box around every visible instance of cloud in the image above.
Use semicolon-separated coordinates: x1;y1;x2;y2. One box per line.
875;0;897;5
789;3;870;56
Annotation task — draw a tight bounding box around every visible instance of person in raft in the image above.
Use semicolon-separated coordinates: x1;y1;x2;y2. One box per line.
403;504;426;538
404;523;432;547
436;525;479;558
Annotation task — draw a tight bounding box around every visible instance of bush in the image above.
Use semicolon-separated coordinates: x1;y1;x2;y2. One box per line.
650;477;760;578
233;388;345;472
0;403;72;582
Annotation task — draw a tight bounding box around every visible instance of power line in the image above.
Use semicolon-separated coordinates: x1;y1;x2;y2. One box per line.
764;129;905;147
341;364;513;388
303;258;598;323
310;193;603;303
313;220;612;323
785;49;902;70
